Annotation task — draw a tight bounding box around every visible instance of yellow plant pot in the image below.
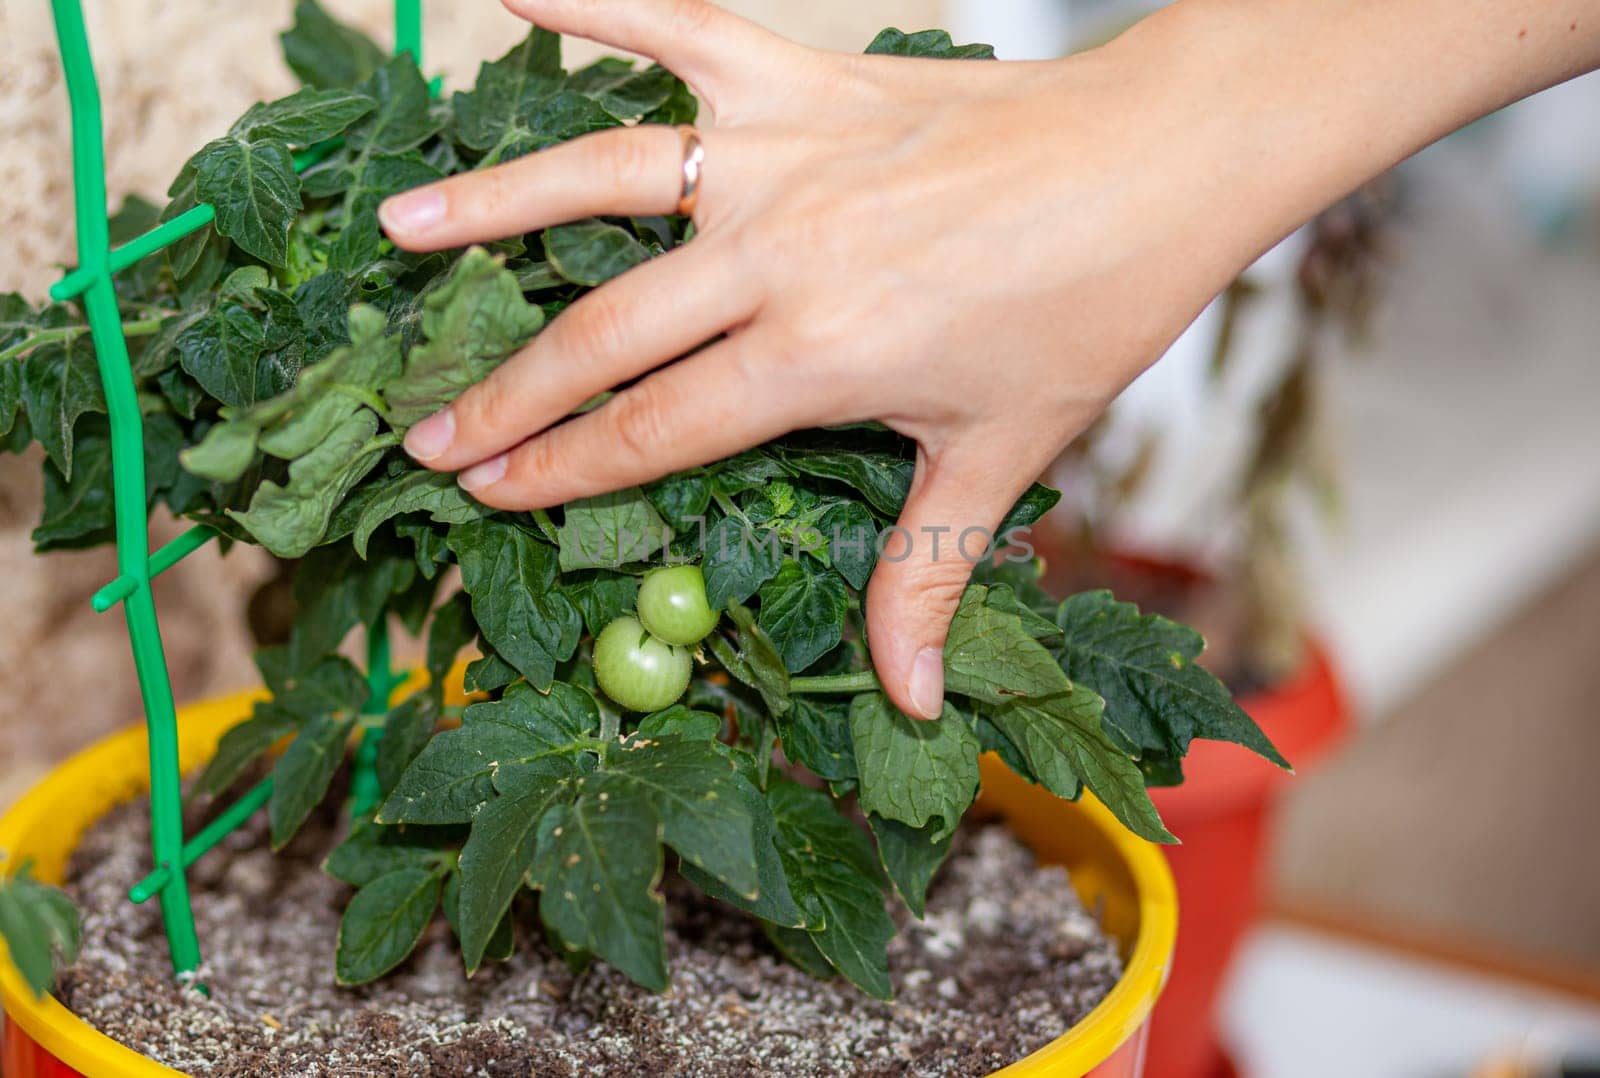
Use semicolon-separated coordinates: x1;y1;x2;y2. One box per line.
1;689;1176;1078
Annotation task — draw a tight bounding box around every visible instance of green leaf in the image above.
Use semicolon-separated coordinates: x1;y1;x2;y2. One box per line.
350;468;488;558
21;337;104;480
324;819;443;887
779;449;913;518
227;407;387;557
757;559;849;674
865;28;997;59
384;247;546;427
777;696;857;783
999;482;1063;533
544;219;652;286
595;735;761;898
456;775;575;972
442;869;516;967
191;707;297;800
568;59;680;121
192;136;302;266
449;519;582;690
635;706;723;741
269;713;356;848
531;792;667;992
31;423;114;550
231;86;375;145
766;781;894;999
452;29;565;153
280;0;386;89
943;585;1068;703
1053;591;1288;767
818;500;877;590
375;692;441;796
176;303;266;409
378;681;596;824
868;813;952;919
346;55;441;155
285;543;415;674
708;602;791;718
0;867;80;997
678;770;806;929
564;570;640;637
557;487;669;570
703;517;783;611
335;866;443;985
849;695;978;842
426;591;477;687
987;688;1177;844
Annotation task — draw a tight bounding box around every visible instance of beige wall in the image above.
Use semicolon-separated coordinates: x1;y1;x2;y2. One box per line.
0;1;936;799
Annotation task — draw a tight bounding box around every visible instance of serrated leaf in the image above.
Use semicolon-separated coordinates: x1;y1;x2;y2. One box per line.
231;86;375;145
452;29;564;153
350;468;488;558
228;407;386;557
596;736;761;898
21;337;103;480
678;769;805;929
635;706;722;741
568;60;679;121
544;220;651;287
777;696;857;783
563;570;640;637
176;303;266;409
449;518;582;690
1053;590;1288;767
457;775;574;972
324;819;443;887
280;0;386;90
757;559;849;674
557;486;668;570
987;688;1177;844
192;136;301;266
532;792;667;991
335;866;443;985
347;55;441;155
868;813;951;919
779;449;912;518
378;681;595;824
269;713;356;848
818;500;877;590
766;781;893;999
285;543;415;674
849;695;978;842
943;585;1068;703
384;248;545;427
703;517;784;612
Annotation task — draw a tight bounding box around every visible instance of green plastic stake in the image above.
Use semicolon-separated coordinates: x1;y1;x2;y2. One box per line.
47;0;430;981
50;0;202;977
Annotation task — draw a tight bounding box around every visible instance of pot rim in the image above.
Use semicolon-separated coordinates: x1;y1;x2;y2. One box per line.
2;688;1175;1078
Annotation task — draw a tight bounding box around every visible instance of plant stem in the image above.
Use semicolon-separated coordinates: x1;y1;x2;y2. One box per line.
0;313;169;363
788;670;881;695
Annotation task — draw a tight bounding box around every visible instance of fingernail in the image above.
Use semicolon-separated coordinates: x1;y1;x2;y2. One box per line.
909;647;944;720
458;454;507;492
403;409;455;462
379;189;445;233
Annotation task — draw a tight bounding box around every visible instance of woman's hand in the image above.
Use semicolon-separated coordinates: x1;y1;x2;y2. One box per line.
379;0;1600;720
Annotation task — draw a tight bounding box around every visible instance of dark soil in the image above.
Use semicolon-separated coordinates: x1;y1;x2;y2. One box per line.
60;793;1122;1077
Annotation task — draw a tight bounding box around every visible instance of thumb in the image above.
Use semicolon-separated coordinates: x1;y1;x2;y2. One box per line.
865;445;1023;721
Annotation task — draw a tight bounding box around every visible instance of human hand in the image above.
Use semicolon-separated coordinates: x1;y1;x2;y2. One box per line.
377;0;1264;720
381;0;1600;720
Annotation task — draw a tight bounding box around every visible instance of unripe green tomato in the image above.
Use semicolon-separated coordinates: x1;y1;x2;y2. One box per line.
635;564;719;646
592;615;693;712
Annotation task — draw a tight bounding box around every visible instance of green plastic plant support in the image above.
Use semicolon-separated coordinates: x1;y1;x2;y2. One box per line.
47;0;425;980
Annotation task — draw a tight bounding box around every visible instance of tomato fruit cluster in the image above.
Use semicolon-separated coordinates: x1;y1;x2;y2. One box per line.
592;565;719;712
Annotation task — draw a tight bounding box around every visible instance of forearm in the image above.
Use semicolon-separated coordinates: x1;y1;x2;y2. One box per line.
1098;0;1600;265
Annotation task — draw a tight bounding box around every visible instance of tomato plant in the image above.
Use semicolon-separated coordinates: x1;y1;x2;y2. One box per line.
0;2;1286;1001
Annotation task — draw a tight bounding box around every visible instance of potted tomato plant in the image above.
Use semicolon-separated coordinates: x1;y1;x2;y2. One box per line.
1;6;1285;1074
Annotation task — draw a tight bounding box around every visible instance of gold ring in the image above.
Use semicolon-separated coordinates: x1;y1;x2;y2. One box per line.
677;126;704;218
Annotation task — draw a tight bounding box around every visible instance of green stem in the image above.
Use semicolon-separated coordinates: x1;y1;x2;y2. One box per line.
789;671;881;695
333;383;395;424
0;313;168;363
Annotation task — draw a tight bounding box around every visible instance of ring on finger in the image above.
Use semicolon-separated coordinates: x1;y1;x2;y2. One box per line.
676;126;705;218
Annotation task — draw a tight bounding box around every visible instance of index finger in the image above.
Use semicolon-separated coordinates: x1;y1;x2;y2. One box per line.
379;125;692;251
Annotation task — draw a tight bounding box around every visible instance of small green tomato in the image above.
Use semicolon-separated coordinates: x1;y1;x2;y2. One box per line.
592;615;693;712
635;564;719;646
